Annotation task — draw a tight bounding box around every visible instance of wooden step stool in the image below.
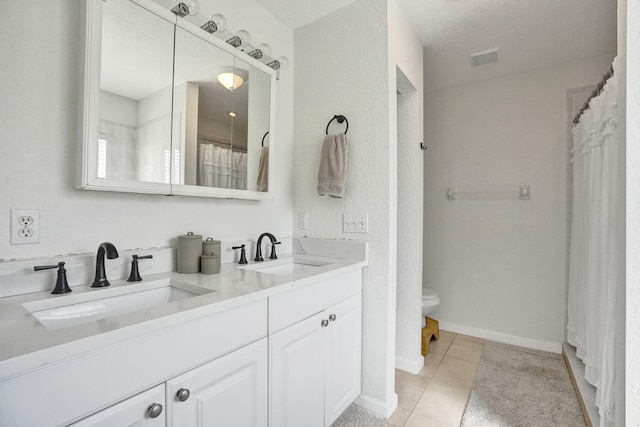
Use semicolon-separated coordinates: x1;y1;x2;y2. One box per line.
421;317;440;356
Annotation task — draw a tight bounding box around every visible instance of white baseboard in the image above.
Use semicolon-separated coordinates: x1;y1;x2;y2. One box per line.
439;321;563;354
395;354;424;374
354;392;398;418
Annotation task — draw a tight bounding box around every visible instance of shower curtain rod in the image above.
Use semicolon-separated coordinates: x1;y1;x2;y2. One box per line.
573;64;614;125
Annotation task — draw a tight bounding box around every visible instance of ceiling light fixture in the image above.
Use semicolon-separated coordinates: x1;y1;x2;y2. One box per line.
216;67;248;91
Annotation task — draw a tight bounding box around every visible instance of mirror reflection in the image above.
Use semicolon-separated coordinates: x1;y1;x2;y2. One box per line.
173;26;271;192
93;0;273;195
99;0;174;184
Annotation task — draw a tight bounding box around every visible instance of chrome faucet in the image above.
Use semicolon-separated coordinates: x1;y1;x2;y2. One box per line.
92;242;119;288
254;232;280;262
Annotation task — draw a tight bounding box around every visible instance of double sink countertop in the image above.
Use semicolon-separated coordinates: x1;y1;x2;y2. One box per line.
0;244;367;381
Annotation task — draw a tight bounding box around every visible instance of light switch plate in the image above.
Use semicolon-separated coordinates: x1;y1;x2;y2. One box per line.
298;212;309;230
343;214;368;233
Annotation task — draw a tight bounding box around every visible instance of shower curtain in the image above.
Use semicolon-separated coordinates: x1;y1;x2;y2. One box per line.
567;57;621;426
200;144;247;190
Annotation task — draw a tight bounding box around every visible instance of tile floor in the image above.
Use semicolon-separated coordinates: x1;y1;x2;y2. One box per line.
388;330;485;427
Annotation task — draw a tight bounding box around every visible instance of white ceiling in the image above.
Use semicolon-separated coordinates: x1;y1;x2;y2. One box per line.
255;0;358;30
256;0;617;91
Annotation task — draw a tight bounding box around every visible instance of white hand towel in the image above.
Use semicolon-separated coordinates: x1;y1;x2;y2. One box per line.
317;133;348;198
257;146;269;192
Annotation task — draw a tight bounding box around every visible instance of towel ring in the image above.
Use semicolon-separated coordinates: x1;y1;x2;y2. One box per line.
326;115;349;135
262;131;269;147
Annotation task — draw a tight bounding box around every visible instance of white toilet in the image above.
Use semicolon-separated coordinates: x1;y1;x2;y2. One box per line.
421;287;440;328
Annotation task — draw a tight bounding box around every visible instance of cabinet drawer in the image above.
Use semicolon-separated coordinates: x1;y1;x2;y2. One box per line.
69;384;166;427
269;269;361;334
0;298;267;427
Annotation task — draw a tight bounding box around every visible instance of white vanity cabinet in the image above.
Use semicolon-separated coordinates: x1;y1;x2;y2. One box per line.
269;270;362;427
165;338;268;426
69;338;268;427
0;262;365;427
323;294;363;424
0;299;267;426
69;384;166;427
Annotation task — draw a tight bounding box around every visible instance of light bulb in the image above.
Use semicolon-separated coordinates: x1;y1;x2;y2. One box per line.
276;56;289;70
236;30;251;46
249;43;271;60
210;13;226;32
257;43;272;57
185;0;199;15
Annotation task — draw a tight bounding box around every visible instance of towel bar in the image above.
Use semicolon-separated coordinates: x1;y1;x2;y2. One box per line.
326;114;349;135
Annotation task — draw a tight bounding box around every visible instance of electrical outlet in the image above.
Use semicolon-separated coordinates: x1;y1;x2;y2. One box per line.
11;209;40;245
343;213;368;233
19;216;34;226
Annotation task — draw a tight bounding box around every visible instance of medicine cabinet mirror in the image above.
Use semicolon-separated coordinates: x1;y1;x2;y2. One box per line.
77;0;276;199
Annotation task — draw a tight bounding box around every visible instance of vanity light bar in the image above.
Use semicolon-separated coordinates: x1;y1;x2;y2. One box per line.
171;3;189;17
168;1;287;72
200;20;218;33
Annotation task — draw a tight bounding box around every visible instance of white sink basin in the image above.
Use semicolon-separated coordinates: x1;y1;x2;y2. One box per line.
239;258;331;276
22;279;213;331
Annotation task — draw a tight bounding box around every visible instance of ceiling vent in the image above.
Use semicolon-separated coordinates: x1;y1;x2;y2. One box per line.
469;48;500;67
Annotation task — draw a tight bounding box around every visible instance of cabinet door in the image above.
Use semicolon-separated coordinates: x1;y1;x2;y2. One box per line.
165;338;267;427
270;311;326;427
324;294;362;426
69;384;165;427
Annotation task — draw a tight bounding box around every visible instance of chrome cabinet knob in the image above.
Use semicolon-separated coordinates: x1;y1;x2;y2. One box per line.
321;319;329;327
176;388;191;402
147;403;163;419
329;314;337;322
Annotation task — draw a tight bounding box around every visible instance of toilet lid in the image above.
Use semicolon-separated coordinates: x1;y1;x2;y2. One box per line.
422;288;438;300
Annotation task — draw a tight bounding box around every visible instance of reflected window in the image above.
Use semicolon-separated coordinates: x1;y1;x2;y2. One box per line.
164;149;171;184
97;136;107;178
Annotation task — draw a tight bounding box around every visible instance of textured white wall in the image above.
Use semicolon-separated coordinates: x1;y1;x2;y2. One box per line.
388;0;425;374
624;0;639;423
292;0;423;414
293;0;399;416
0;0;293;261
423;54;615;351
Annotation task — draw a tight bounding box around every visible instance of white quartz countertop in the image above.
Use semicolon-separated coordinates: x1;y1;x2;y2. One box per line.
0;254;367;380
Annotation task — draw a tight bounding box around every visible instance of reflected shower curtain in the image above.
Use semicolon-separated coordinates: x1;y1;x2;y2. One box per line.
567;57;621;426
200;144;247;189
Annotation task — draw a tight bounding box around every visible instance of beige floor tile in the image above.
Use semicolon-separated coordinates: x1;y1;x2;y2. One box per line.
417;352;444;378
386;406;411;427
431;356;478;390
427;330;456;355
454;333;485;344
395;369;430;410
403;411;455;427
412;380;470;425
446;337;484;363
